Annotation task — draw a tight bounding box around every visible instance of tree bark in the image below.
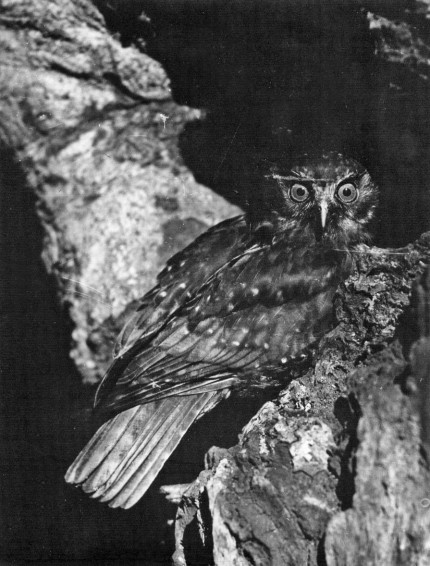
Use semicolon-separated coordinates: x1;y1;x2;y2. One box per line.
174;240;430;566
0;0;240;384
2;0;430;564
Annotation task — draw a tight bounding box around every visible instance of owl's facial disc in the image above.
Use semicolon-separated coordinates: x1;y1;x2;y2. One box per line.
263;154;378;246
310;178;362;241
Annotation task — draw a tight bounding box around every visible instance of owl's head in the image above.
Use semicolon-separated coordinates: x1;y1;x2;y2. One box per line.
254;152;378;247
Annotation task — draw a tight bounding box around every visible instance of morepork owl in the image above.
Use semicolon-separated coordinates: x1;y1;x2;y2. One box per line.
66;153;378;508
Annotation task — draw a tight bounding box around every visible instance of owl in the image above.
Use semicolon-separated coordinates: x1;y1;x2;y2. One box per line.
65;153;378;508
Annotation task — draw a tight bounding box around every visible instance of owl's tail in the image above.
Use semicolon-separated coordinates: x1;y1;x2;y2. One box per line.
65;391;219;509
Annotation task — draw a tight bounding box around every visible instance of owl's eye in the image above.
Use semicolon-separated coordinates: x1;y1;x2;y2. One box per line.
336;183;358;204
290;184;310;202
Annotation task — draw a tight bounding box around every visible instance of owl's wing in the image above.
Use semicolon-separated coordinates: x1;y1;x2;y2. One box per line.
96;240;348;414
114;214;249;358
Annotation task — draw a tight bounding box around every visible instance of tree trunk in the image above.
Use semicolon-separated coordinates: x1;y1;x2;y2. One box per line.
0;0;240;384
2;0;430;564
174;241;430;565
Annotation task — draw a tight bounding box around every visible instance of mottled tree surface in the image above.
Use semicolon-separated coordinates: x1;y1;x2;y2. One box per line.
0;0;240;383
174;239;430;565
1;0;430;565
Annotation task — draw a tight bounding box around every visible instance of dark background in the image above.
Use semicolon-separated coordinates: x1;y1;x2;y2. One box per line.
1;1;430;564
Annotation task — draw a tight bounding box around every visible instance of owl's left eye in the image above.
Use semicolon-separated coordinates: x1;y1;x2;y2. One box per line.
336;183;358;203
290;184;310;202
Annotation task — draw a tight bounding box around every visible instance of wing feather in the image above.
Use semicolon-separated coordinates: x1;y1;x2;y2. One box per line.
97;220;350;415
66;392;226;509
114;215;249;358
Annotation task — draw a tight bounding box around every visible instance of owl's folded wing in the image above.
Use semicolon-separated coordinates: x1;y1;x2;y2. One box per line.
95;242;342;414
114;214;248;358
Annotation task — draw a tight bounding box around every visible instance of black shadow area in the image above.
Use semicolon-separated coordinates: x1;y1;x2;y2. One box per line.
0;153;271;563
0;151;170;563
95;0;430;247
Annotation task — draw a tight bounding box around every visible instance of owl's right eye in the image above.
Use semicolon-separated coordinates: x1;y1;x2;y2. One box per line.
290;184;310;202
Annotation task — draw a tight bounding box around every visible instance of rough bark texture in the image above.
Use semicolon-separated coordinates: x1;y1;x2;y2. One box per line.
0;0;241;383
2;0;430;565
168;4;430;564
173;238;430;566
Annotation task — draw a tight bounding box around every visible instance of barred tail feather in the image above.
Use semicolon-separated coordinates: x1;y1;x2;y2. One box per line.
65;392;220;509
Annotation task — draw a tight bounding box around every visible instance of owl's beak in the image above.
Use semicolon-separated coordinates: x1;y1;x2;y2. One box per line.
314;200;329;241
319;201;328;231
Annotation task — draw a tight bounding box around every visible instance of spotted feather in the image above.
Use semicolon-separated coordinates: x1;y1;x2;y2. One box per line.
66;153;378;508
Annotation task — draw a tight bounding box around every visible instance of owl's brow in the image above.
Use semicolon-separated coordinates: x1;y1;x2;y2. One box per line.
269;173;360;183
337;173;360;184
267;174;313;182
